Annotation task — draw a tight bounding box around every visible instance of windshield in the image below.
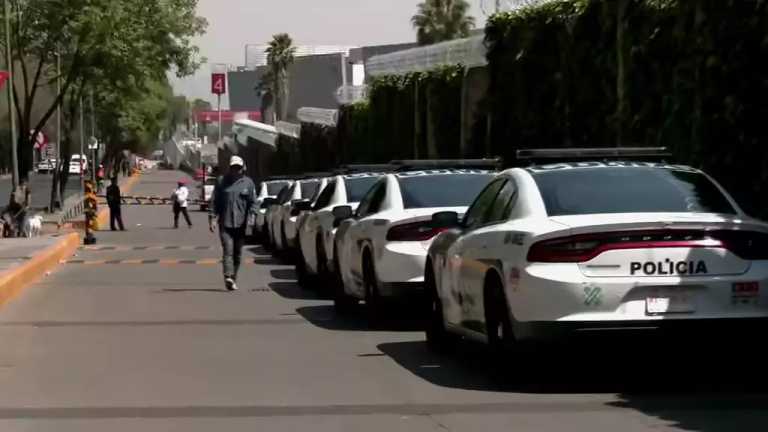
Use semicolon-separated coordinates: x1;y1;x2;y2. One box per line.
533;167;736;216
299;180;321;200
266;181;291;195
276;184;293;204
398;173;493;209
345;176;380;203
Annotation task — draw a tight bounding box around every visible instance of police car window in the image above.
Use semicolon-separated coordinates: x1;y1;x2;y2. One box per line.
463;179;506;228
398;173;493;209
487;180;518;223
313;181;336;210
533;167;736;216
366;182;388;215
267;181;290;195
299;181;321;200
356;179;385;218
345;176;380;203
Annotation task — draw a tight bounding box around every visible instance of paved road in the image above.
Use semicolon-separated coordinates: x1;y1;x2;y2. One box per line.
0;173;83;210
0;169;766;431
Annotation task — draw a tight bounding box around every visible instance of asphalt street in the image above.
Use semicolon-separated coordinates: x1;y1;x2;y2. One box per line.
0;169;766;431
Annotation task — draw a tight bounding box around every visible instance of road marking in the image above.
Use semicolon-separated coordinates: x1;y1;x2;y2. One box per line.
80;245;217;252
60;258;263;266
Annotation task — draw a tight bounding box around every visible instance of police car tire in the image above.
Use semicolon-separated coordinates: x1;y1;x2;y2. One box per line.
484;273;515;357
316;235;330;284
332;248;356;315
363;253;385;328
425;264;456;353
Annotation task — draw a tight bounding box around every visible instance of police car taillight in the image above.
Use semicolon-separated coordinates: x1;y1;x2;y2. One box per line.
527;230;725;263
386;221;448;242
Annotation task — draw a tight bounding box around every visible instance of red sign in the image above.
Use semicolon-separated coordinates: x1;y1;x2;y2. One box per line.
211;73;226;95
193;111;261;123
0;71;9;89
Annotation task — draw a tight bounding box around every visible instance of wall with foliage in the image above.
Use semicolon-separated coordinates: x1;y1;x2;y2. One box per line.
483;0;768;217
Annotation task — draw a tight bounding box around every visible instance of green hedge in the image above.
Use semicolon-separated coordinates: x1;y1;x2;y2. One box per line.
483;0;768;217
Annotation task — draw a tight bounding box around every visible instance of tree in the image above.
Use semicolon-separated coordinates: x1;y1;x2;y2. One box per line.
411;0;475;46
1;0;207;179
265;33;296;122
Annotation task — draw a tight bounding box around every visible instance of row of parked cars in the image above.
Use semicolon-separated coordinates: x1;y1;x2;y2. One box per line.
254;148;768;355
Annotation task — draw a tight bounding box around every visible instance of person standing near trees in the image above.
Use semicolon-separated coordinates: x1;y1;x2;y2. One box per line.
208;156;256;291
106;177;125;231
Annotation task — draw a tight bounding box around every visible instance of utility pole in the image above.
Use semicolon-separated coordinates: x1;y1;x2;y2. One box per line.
49;48;62;212
89;89;96;183
79;95;84;179
4;0;18;188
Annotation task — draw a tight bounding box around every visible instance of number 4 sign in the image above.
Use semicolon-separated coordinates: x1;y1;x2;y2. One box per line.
211;73;226;95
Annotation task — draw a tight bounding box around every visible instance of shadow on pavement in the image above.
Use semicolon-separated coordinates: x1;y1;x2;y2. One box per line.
270;268;297;280
376;338;768;430
268;281;328;300
296;305;423;332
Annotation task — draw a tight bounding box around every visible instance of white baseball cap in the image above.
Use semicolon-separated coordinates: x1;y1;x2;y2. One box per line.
229;155;244;167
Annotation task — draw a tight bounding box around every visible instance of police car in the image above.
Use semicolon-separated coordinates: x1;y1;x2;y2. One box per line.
295;172;385;287
423;148;768;353
333;161;498;323
255;178;293;238
268;176;327;254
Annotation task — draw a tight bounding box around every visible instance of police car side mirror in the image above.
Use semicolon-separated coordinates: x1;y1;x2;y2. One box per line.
431;211;460;229
291;199;312;216
332;205;354;227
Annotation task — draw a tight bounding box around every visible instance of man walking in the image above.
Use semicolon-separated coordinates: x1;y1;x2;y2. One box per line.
172;179;193;229
106;177;125;231
209;156;256;291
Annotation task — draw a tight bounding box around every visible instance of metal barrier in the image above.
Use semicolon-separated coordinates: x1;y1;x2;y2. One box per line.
57;193;85;226
96;195;208;206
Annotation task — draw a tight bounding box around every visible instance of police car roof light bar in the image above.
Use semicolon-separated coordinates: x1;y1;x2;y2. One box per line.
516;147;670;161
300;172;334;180
390;158;503;171
336;164;396;174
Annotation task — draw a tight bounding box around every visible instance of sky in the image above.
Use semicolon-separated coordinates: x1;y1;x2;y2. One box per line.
172;0;488;108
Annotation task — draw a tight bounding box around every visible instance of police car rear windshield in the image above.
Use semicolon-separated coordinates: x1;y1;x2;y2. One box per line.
346;177;380;202
399;173;493;209
532;167;736;216
267;181;290;195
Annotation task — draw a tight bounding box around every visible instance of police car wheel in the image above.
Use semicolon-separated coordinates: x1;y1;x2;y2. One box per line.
425;264;455;353
484;273;515;357
363;253;385;328
295;249;313;289
316;235;330;284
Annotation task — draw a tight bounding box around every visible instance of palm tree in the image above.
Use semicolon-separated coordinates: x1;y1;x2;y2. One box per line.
265;33;297;122
411;0;476;46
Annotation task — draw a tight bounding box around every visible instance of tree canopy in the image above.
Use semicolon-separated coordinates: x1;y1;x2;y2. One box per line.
411;0;475;46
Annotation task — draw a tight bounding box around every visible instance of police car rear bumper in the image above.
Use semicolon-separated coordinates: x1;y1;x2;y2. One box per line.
513;317;768;341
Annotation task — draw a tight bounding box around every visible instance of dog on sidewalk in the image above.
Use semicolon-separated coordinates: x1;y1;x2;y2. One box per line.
23;214;43;238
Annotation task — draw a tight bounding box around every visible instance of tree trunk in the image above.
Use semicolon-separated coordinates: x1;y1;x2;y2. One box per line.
615;0;629;147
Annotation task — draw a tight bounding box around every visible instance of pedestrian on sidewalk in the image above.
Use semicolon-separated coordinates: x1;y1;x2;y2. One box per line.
106;177;125;231
172;179;193;229
209;156;256;291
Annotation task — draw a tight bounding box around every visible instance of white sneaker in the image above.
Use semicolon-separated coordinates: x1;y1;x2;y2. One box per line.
225;277;238;291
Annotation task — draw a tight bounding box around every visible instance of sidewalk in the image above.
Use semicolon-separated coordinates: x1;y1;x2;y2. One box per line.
0;232;80;308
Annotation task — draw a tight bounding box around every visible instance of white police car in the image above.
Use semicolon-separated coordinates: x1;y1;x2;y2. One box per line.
255;178;293;237
269;177;327;254
423;148;768;353
295;172;384;287
333;162;497;323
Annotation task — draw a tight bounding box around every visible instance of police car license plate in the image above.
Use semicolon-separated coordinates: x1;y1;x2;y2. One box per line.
646;289;695;314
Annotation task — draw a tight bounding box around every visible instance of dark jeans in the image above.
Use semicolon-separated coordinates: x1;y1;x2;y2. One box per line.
173;203;192;227
220;226;246;280
109;205;125;231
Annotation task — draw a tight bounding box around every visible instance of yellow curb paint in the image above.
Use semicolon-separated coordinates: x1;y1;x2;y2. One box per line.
197;259;219;265
120;259;143;265
0;233;80;309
